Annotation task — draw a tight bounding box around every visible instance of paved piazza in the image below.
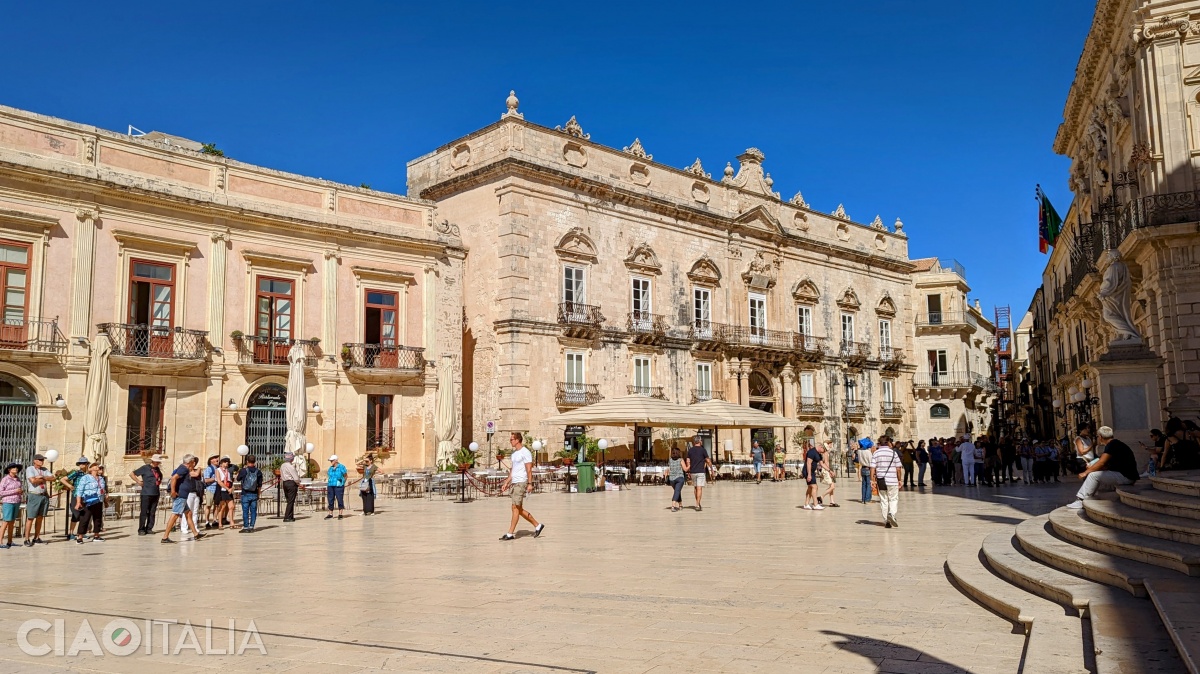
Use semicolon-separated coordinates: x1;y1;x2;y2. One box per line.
0;481;1080;674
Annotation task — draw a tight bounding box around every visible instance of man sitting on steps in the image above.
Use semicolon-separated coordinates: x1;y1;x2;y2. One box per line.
1068;425;1140;510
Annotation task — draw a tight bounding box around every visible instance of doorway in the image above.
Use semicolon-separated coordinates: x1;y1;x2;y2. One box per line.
246;384;288;468
0;374;36;466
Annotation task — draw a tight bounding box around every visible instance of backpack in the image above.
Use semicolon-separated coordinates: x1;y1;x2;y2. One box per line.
241;467;260;492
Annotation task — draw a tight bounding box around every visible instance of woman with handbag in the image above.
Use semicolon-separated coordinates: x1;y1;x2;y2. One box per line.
358;455;377;516
667;446;685;512
815;442;839;507
0;463;23;548
74;463;106;543
869;437;902;529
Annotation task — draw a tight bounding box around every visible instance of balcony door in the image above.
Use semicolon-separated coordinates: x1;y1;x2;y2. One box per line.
882;379;894;404
563;351;586;404
840;313;855;345
125;386;166;455
799;372;814;402
696;362;713;398
563;266;585;304
633;356;651;394
367;394;394;451
631;277;652;329
693;288;711;336
748;292;766;343
255;278;294;364
128;260;175;357
879;319;892;358
364;290;399;368
927;349;948;385
0;242;30;349
927;294;942;324
796;305;812;348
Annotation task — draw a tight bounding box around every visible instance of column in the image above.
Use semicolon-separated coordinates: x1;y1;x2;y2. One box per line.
207;230;229;342
780;365;795;452
69;207;99;344
322;250;340;349
739;361;751;459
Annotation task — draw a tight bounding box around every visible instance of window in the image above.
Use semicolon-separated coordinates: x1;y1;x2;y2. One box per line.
564;351;585;384
633;356;651;390
927;349;948;384
129;260;175;328
693;288;711;332
799;372;814;400
796;305;812;336
696;362;713;396
927;294;943;323
563;266;585;304
840;313;855;344
881;379;894;404
254;277;295;364
0;242;30;325
367;394;394;450
845;375;858;403
365;290;398;346
878;319;892;358
749;292;766;342
125;386;166;455
631;277;652;330
930;403;951;419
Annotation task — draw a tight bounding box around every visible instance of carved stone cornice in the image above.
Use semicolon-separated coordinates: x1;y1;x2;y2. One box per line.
836;287;861;311
351;265;416;286
875;293;897;317
686;255;721;286
0;207;59;234
554;227;598;264
554;116;590;140
1054;0;1130;156
685;158;711;180
740;250;777;290
242;250;314;272
622;138;652;160
111;228;198;258
624;242;661;275
792;278;819;303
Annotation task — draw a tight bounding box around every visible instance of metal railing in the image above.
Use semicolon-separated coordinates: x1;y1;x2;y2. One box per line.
0;317;67;354
843;401;867;417
366;428;395;452
794;334;827;356
626;311;668;338
124;427;166;456
234;335;319;366
937;258;967;279
556;382;602;407
341;343;425;371
839;340;871;360
725;325;796;350
878;346;905;363
688;319;727;343
797;397;824;415
912;370;988;388
916;312;974;327
690;388;724;403
880;402;904;418
627;385;667;399
557;302;603;328
99;323;208;360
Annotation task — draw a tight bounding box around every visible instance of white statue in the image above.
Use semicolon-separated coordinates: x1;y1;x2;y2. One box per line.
1097;250;1142;345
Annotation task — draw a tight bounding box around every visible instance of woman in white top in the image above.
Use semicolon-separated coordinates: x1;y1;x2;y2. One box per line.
1074;424;1098;467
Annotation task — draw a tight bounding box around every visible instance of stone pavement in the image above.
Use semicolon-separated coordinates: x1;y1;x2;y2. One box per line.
0;478;1082;674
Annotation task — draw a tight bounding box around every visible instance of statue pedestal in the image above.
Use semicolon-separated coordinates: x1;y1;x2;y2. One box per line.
1094;344;1163;470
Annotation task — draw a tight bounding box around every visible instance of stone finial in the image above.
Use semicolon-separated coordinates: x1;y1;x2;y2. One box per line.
789;191;808;208
623;138;652;160
870;215;885;230
685;158;711;179
974;299;982;312
723;162;735;179
894;217;906;237
831;204;849;221
764;173;774;188
503;90;522;119
555;115;590;140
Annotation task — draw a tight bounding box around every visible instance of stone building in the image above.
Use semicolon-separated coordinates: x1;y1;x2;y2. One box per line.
0;104;464;475
908;257;998;440
1025;0;1200;459
408;94;921;461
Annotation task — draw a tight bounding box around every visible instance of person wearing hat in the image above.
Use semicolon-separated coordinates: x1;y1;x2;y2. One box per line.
211;457;235;531
0;462;23;548
129;454;166;536
325;455;348;520
23;454;52;546
855;438;875;504
201;455;220;529
58;457;91;540
279;451;300;522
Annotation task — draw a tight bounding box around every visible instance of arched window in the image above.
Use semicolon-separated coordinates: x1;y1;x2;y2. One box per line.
930;403;950;419
749;372;772;397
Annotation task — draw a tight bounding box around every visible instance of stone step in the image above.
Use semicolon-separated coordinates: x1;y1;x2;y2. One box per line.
1016;514;1153;597
981;531;1092;611
1086;498;1200;546
1050;507;1200;577
1146;577;1200;674
1152;473;1200;499
1120;485;1200;521
946;538;1090;674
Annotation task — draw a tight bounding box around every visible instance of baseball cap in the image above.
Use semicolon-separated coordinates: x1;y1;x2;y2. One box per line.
75;456;89;465
33;453;45;461
150;454;167;463
328;455;338;462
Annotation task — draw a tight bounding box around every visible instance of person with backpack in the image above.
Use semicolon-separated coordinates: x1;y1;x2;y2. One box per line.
236;456;263;533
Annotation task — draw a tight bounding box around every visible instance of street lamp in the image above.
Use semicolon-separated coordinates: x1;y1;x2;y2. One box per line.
54;394;66;409
598;438;609;469
311;402;321;414
227;398;237;410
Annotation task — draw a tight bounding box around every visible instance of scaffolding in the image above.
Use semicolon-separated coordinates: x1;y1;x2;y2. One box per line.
994;306;1014;436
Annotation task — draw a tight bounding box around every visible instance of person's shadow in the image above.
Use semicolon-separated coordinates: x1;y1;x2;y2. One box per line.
819;631;978;673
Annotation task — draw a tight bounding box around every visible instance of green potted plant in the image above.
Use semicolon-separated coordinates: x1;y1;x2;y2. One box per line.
340;345;352;364
269;456;286;477
555;447;574;466
454;446;475;472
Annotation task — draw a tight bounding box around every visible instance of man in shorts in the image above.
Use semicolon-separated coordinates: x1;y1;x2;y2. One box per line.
685;435;712;511
499;432;543;541
161;454;202;544
22;453;52;546
750;440;765;484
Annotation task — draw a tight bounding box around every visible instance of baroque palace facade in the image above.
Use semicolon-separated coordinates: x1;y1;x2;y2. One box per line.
1025;0;1200;447
409;94;998;461
0;104;464;474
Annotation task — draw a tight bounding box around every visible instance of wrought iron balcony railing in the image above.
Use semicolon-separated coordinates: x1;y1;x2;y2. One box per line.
627;385;667;399
839;340;871;361
0;317;67;354
916;312;975;328
341;343;425;372
880;402;904;418
556;382;602;407
557;302;603;329
99;323;208;360
725;325;795;350
690;388;725;403
366;428;395;452
626;311;668;339
797;397;825;415
912;370;988;388
794;334;827;356
125;427;166;456
688;320;728;345
234;335;319;366
843;401;867;417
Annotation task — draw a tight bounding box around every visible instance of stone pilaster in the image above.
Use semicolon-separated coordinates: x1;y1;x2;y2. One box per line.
322;249;340;349
207;230;229;344
69;207;99;345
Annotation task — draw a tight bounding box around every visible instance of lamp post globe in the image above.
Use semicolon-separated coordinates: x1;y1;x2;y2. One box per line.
236;444;250;456
44;449;59;463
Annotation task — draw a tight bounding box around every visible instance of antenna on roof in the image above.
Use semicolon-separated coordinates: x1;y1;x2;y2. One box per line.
127;125;146;137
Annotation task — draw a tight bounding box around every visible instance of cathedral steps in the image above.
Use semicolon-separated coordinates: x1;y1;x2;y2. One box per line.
1120;485;1200;520
1049;507;1200;577
1015;515;1152;598
1084;497;1200;546
1151;473;1200;499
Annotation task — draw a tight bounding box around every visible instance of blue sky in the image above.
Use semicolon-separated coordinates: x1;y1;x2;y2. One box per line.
2;1;1093;318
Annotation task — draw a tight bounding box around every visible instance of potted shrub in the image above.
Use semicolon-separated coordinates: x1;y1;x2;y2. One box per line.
555;447;575;466
454;446;475;472
269;456;286;477
340;345;352;365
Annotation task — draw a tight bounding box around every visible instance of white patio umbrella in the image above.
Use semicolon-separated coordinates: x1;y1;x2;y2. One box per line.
434;356;458;465
283;343;307;456
688;399;805;429
541;395;722;428
82;332;112;463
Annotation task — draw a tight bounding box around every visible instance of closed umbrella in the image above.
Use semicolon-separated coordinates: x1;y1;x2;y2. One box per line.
283;343;307;457
434;356;458;465
83;332;112;463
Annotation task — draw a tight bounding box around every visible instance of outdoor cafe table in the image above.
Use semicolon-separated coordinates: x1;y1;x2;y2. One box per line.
635;466;665;484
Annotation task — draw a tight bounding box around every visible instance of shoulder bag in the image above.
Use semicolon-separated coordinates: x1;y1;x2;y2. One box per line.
875;451;896;493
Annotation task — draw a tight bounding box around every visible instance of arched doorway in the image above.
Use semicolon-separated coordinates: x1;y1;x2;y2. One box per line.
0;374;37;466
884;426;896;440
246;384;288;468
748;372;776;455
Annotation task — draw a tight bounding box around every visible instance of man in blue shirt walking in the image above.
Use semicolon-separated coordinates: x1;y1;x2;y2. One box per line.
325;455;348;520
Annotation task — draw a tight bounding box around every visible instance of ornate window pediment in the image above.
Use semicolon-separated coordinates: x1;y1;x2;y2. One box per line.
836;287;860;311
740;250;777;290
875;293;897;317
687;255;721;286
791;278;820;303
554;227;598;264
624;242;661;275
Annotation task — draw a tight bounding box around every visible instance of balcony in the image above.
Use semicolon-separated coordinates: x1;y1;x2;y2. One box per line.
916;311;977;334
912;370;992;400
626;311;668;344
1055;362;1067;378
796;396;825;417
912;371;974;388
839;340;871;365
124;427;166;456
843;401;867;419
877;346;905;369
234;335;319;373
0;317;67;361
100;323;209;374
880;402;904;419
556;382;602;408
627;385;667;400
341;343;426;383
691;388;725;404
558;302;604;339
366;428;395;453
688;320;727;350
724;325;796;356
794;334;827;361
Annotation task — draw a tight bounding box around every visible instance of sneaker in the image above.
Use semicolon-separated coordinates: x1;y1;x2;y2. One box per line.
23;539;33;547
324;514;334;520
1067;500;1085;510
499;533;515;541
238;529;249;534
888;515;898;528
801;505;813;510
337;515;344;520
75;538;84;545
829;502;840;508
193;533;205;540
533;524;545;538
813;504;825;511
33;538;45;545
91;537;105;542
885;520;893;529
161;538;175;544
